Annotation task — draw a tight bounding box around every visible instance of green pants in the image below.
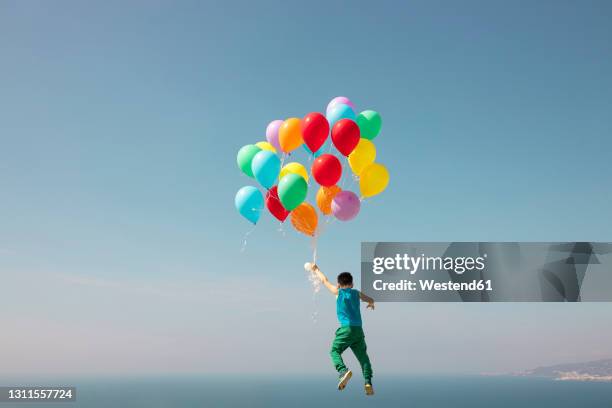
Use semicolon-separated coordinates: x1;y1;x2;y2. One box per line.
330;326;373;380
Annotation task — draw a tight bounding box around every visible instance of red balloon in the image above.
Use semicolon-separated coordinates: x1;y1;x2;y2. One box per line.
331;119;360;156
266;186;290;222
312;154;342;187
302;112;329;153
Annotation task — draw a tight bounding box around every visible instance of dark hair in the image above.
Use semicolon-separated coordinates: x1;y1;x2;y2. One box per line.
337;272;353;286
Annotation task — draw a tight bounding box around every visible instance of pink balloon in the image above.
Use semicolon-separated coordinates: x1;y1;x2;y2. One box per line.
331;191;361;221
266;120;283;151
326;96;356;116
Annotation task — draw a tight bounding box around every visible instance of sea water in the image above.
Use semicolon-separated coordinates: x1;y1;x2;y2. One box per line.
1;375;611;407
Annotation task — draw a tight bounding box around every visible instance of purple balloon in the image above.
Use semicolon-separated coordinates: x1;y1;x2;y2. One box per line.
326;96;356;116
266;120;283;151
332;191;361;221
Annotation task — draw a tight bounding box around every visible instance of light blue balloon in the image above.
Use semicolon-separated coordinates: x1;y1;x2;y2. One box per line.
326;103;356;127
235;186;264;224
251;150;280;189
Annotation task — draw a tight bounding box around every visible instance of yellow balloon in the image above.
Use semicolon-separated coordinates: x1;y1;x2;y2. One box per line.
348;138;376;175
278;118;303;153
255;141;277;153
280;162;309;182
359;163;389;198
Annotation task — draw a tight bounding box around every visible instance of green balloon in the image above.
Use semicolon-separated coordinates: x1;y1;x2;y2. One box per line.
278;173;308;211
356;110;382;140
237;144;262;178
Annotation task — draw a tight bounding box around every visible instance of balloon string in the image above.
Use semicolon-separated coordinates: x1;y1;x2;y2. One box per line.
351;173;358;188
306;241;321;323
339;156;350;189
306;153;314;184
312;234;318;264
240;224;257;253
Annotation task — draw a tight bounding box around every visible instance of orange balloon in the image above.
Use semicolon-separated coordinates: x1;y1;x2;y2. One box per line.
290;202;318;237
279;118;304;153
316;185;342;215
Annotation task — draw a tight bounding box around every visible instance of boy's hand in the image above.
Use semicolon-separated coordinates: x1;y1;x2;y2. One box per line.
366;301;375;310
307;263;338;295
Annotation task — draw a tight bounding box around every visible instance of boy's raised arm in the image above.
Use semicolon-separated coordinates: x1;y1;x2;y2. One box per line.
310;264;338;295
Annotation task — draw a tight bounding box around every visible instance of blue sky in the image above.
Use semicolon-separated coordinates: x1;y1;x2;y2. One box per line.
1;0;611;375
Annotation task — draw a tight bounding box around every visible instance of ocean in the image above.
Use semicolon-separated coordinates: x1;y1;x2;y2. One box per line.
1;375;611;407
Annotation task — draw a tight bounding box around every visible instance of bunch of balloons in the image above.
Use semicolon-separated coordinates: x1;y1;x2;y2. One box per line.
234;96;389;238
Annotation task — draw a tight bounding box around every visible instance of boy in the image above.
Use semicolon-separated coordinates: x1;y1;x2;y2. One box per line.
308;263;375;396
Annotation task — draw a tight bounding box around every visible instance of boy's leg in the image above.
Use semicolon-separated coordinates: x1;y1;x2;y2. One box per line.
350;331;373;381
330;327;351;373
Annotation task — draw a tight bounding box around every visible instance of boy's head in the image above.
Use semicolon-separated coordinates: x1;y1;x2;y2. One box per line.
337;272;353;288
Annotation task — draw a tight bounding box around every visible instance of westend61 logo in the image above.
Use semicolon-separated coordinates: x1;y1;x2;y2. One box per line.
361;242;612;302
372;253;487;275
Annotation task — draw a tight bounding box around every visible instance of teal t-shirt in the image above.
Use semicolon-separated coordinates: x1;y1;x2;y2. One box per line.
336;288;362;327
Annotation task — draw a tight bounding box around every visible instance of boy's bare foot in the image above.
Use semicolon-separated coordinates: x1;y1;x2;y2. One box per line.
365;381;374;396
337;370;352;390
